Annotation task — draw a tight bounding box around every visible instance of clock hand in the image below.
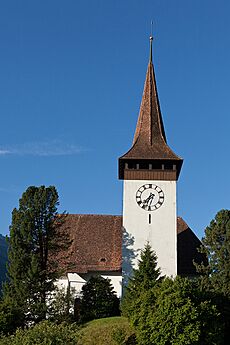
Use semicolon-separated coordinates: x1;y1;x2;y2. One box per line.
143;193;155;206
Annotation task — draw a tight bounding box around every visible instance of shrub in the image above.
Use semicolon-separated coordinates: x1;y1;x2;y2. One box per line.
132;277;224;345
0;320;79;345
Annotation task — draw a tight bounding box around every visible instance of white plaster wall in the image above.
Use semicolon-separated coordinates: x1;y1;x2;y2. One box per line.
56;272;122;299
55;277;69;290
123;179;177;277
101;273;122;298
67;273;87;296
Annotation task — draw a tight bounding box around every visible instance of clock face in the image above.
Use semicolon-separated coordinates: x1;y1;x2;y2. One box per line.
136;184;164;211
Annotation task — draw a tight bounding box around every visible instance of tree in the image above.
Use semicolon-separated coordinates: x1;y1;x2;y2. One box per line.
2;185;65;328
121;243;161;318
48;286;76;323
195;209;230;297
133;277;224;345
195;209;230;342
0;235;8;294
79;275;120;323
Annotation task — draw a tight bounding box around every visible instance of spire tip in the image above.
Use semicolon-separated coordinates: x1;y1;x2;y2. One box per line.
149;21;153;63
149;36;153;63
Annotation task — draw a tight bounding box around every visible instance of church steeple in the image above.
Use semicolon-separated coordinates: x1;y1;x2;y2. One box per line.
119;37;183;180
133;35;167;147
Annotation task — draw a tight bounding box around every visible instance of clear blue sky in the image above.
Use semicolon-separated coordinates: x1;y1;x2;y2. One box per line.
0;0;229;238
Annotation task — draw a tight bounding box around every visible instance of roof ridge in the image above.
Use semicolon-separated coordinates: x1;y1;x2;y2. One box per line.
66;214;122;217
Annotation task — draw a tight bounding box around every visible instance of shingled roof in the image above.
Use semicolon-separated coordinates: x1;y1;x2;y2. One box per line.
55;214;205;276
55;214;122;274
177;217;207;276
119;37;182;162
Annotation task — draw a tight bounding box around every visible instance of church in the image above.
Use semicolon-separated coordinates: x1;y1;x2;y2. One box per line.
55;37;205;298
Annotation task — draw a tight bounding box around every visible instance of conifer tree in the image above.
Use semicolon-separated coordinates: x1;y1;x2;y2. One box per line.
79;275;120;322
195;209;230;342
3;185;65;327
195;209;230;297
121;243;161;318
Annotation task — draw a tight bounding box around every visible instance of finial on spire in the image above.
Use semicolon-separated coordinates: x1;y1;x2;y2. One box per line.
149;20;153;63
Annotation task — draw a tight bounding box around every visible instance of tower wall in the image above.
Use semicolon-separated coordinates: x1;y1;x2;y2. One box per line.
122;179;177;278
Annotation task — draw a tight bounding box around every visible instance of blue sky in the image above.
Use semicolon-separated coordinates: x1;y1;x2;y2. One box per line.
0;0;229;238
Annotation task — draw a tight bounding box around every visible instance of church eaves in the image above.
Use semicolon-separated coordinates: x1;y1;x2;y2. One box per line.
119;37;183;179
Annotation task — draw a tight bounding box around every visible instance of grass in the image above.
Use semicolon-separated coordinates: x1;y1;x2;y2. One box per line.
77;316;135;345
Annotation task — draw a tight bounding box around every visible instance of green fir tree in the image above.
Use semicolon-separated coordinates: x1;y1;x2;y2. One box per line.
2;185;65;329
195;209;230;342
79;275;120;323
121;243;161;319
195;209;230;297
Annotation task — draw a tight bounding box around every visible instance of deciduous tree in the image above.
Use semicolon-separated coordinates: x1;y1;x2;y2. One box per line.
136;277;224;345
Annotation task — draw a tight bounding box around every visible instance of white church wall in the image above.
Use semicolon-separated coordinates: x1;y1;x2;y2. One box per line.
55;276;69;290
101;272;122;298
67;273;87;296
123;179;177;278
56;271;122;299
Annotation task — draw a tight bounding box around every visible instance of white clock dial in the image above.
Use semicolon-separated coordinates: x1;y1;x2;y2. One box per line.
136;184;164;211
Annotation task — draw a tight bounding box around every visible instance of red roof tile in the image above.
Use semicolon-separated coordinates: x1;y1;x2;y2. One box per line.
54;214;122;274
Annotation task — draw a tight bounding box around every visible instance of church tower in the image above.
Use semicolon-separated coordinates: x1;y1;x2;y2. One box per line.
119;37;183;278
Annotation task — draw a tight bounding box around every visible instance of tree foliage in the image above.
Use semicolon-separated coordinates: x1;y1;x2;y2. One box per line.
195;209;230;297
48;286;76;323
121;243;161;318
0;320;79;345
132;277;223;345
79;276;120;323
121;243;225;344
2;185;66;330
0;235;8;293
195;209;230;342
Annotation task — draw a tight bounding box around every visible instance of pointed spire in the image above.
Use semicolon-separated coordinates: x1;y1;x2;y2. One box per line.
119;35;183;173
132;35;167;147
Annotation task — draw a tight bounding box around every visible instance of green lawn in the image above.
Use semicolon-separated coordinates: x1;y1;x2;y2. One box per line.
77;316;135;345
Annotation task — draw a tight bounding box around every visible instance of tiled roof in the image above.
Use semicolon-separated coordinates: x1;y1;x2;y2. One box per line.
177;217;207;276
54;214;122;274
120;44;182;162
54;214;205;276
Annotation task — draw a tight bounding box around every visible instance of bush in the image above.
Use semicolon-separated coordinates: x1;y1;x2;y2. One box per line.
0;298;24;335
0;321;79;345
131;277;224;345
